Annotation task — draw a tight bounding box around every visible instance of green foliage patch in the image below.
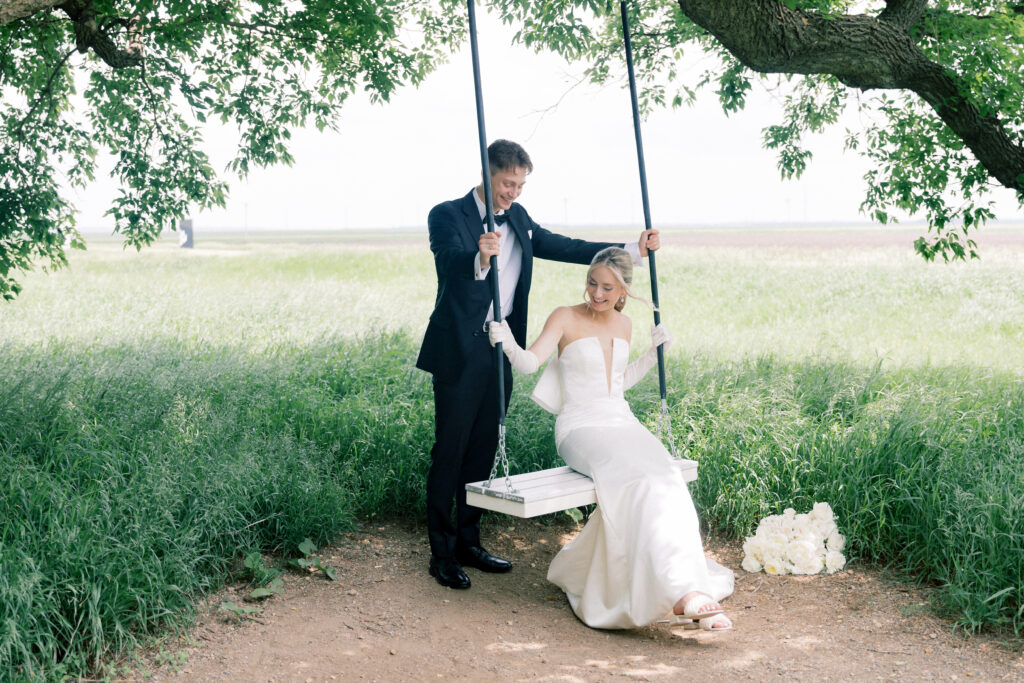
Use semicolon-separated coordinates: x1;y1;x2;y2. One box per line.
0;332;430;680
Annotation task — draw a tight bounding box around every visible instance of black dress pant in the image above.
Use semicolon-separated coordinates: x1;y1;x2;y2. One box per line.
426;337;513;558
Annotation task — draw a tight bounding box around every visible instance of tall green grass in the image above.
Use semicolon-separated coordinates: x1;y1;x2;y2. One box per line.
1;235;1023;678
656;357;1024;632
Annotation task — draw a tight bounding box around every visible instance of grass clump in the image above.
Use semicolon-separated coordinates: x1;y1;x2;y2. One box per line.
0;333;430;680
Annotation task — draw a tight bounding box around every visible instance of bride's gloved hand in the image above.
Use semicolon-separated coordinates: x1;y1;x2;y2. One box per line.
487;320;540;374
623;323;672;391
650;322;672;352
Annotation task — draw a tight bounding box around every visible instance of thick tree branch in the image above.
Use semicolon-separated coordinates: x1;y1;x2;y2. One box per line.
676;0;1024;194
878;0;929;30
58;0;142;68
0;0;59;25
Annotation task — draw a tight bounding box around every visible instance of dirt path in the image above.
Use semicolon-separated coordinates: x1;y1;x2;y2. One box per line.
137;518;1022;682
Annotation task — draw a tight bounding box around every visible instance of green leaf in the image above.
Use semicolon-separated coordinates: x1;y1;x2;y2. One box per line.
243;552;264;571
298;538;318;557
220;601;260;617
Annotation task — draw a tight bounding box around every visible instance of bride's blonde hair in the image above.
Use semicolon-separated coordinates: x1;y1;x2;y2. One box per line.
585;247;652;312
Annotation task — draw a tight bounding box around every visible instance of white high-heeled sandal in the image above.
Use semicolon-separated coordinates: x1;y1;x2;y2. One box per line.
660;614;733;631
694;613;733;631
658;593;724;623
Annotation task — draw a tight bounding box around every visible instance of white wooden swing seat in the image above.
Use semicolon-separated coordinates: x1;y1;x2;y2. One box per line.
466;458;698;518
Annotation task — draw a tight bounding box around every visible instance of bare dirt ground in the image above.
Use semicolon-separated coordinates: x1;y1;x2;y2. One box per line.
133;517;1023;682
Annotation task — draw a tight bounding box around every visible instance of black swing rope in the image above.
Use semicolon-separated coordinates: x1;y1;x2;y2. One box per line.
620;0;677;455
466;0;516;494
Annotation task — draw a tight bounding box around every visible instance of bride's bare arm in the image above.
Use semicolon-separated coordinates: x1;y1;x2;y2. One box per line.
526;307;572;361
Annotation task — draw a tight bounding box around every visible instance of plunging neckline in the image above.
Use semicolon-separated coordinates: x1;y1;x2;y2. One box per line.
559;336;628;395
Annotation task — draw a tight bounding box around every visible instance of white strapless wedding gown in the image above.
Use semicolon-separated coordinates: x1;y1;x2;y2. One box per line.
540;337;734;629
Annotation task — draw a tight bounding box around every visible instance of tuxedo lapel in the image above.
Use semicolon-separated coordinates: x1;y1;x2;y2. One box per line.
507;209;532;270
458;190;484;248
507;206;532;331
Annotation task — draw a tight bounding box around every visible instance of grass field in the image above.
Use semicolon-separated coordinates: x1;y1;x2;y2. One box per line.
2;227;1023;679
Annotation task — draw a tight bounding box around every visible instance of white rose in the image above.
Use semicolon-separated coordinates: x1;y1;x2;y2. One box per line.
825;550;847;573
783;508;796;519
827;531;846;553
741;555;762;573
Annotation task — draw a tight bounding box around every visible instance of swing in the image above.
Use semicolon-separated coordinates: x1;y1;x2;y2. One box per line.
463;1;696;518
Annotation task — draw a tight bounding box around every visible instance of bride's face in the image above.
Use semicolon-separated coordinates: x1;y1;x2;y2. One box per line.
586;266;625;313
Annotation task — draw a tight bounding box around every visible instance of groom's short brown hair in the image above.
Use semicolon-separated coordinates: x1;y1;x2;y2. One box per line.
488;139;533;175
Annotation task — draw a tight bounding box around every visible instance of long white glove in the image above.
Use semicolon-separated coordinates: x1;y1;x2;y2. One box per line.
623;323;672;391
487;319;540;374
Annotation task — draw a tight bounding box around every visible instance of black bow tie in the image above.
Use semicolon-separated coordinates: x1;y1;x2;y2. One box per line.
484;212;509;227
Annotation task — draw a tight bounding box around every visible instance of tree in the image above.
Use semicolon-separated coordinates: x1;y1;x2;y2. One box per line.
2;1;1023;300
494;0;1023;259
0;0;463;299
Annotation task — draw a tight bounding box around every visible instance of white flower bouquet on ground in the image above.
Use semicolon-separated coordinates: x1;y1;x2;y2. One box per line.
741;502;847;575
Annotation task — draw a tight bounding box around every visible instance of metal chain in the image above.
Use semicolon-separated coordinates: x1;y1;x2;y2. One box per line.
485;424;516;494
657;398;679;458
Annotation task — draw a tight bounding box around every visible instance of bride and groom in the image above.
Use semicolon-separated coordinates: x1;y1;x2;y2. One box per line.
416;140;734;631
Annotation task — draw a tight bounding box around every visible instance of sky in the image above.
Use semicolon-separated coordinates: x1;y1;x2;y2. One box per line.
68;8;1021;233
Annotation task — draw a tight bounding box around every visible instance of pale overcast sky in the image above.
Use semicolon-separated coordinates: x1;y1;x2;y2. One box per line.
69;9;1020;233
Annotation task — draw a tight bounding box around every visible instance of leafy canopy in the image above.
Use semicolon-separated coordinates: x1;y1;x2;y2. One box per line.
0;0;464;299
492;0;1024;259
2;0;1024;299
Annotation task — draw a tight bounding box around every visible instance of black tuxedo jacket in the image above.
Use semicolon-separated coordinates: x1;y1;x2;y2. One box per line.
416;189;619;383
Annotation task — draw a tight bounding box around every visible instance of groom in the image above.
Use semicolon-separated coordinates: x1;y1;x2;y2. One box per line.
416;139;658;589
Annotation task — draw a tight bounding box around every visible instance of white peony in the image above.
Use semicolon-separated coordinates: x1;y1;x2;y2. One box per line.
762;556;786;575
742;502;847;576
741;554;763;573
787;540;824;575
811;518;836;540
810;501;834;521
825;550;847;573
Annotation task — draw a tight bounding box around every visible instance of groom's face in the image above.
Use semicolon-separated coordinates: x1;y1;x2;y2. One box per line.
489;166;527;212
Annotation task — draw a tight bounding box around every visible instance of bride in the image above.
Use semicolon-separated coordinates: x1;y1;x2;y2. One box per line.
488;247;734;631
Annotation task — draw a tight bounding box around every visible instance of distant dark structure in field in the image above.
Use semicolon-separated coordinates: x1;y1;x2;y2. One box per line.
179;218;194;248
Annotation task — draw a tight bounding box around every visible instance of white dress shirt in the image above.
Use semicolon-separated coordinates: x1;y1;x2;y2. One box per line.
472;189;522;322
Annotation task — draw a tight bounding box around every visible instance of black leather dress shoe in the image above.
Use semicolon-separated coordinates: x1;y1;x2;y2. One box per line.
456;545;513;573
429;556;471;589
